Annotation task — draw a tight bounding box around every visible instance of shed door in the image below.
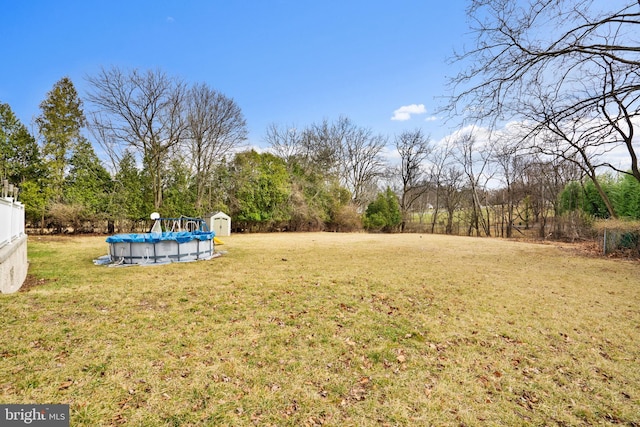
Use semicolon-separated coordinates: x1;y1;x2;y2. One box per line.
215;217;229;236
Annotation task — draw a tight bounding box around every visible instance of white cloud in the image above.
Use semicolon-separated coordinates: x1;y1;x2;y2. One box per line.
425;115;439;122
381;145;401;163
391;104;427;121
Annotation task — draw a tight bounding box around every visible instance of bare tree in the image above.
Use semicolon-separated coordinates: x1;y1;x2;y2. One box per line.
520;155;580;238
304;118;345;179
394;129;433;231
265;123;305;164
267;116;387;210
427;139;456;234
493;140;527;237
86;67;187;209
539;156;582;237
448;0;640;196
454;131;494;236
404;182;434;227
338;117;387;209
87;112;121;173
500;55;635;219
186;83;247;212
440;165;466;235
296;116;386;209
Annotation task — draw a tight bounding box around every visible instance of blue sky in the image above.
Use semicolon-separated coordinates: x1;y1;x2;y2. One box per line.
1;0;471;148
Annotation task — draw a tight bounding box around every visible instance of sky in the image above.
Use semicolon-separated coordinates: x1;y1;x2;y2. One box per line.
0;0;471;150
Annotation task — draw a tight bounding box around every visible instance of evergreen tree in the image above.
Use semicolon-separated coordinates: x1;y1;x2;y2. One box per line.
36;77;86;203
559;181;585;214
64;138;112;217
559;174;640;220
19;180;49;227
0;102;43;184
616;174;640;220
112;150;149;223
363;187;401;232
581;177;616;219
1;102;48;227
162;154;197;217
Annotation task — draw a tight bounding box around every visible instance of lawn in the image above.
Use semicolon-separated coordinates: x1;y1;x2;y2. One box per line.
1;233;639;426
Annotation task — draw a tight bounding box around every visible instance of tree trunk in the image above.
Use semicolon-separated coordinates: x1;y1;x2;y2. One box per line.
589;174;617;219
446;209;454;234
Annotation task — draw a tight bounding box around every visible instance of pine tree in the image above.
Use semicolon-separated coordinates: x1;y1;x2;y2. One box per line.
64;137;112;217
36;77;86;203
112;151;149;224
0;102;42;184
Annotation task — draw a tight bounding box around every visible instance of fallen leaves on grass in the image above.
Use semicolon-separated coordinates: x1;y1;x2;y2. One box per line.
341;376;372;405
58;379;73;390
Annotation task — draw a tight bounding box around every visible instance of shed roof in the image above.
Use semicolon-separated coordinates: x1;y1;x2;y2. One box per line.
211;211;230;219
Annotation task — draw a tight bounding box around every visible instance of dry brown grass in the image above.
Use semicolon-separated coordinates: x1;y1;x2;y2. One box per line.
594;218;640;232
1;233;639;426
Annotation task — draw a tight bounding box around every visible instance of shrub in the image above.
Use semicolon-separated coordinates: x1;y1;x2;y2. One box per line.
363;188;401;232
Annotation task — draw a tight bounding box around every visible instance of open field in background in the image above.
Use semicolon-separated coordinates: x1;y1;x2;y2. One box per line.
1;233;639;426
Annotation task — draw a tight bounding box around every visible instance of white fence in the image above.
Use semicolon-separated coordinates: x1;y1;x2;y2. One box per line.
0;197;25;248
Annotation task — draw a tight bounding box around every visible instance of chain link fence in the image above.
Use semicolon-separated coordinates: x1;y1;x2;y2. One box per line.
602;228;640;256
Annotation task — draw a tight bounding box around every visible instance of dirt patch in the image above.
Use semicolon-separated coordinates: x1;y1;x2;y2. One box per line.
515;237;640;261
19;275;55;292
554;240;640;260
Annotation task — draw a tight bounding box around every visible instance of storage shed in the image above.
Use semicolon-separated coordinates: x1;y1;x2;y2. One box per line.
207;211;231;237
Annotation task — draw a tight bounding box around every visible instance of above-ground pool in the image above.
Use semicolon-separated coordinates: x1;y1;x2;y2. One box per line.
106;230;215;265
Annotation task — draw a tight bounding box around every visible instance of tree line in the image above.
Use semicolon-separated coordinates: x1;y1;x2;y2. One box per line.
1;73;635;238
447;0;640;221
1;0;639;237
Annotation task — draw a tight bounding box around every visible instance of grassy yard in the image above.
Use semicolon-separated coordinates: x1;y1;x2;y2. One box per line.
1;233;639;426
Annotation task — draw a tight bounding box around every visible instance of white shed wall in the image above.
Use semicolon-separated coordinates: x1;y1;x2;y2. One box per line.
210;213;231;237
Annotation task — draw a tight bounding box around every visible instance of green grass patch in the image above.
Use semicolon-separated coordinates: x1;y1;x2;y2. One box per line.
1;233;639;425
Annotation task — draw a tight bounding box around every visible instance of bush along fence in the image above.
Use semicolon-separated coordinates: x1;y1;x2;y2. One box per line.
602;227;640;256
0;180;27;293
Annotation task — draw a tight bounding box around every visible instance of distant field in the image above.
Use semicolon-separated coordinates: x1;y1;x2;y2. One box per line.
1;233;639;426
